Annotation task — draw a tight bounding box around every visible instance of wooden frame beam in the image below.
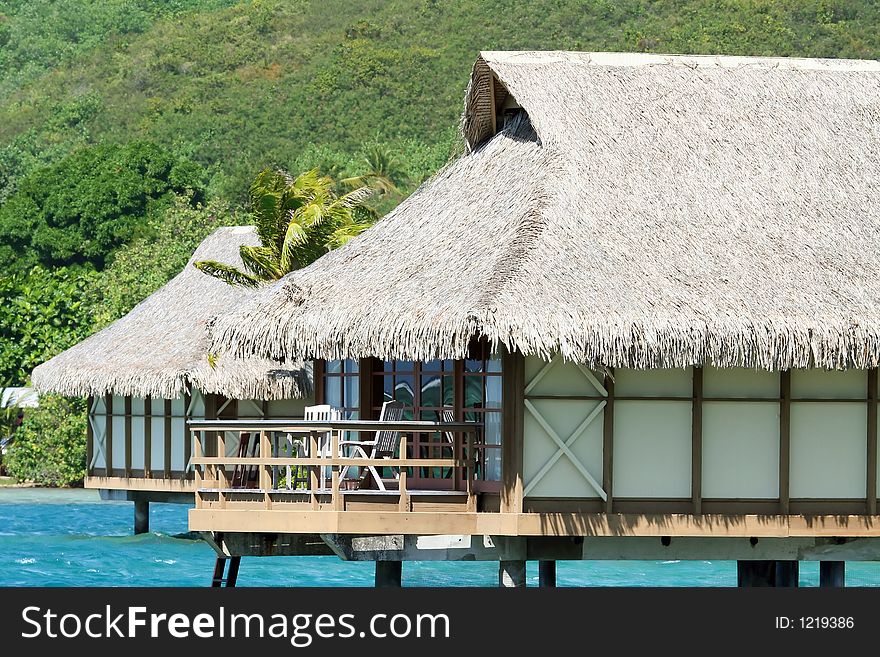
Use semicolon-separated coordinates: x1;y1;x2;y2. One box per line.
144;395;152;478
692;367;703;515
501;348;524;513
124;396;132;477
779;370;791;515
868;368;878;515
189;509;880;538
164;399;172;479
105;393;113;477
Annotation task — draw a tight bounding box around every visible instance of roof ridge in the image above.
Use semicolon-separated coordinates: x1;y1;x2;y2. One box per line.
480;50;880;71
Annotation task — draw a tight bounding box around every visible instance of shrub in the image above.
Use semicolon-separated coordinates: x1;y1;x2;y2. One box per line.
5;395;87;487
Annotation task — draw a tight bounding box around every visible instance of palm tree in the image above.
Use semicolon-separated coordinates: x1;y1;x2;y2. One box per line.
341;143;405;197
194;168;374;288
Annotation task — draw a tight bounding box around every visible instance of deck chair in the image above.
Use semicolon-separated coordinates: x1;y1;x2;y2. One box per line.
339;400;405;491
302;404;341;489
230;432;259;488
440;409;483;481
439;409;457;478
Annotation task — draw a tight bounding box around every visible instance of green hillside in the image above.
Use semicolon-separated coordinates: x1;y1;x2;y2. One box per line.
2;0;880;386
3;0;879;205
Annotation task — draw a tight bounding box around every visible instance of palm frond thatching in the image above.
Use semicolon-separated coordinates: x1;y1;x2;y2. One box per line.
209;51;880;371
31;227;310;399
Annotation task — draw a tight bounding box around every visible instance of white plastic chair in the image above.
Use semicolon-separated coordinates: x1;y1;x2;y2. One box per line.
302;404;341;489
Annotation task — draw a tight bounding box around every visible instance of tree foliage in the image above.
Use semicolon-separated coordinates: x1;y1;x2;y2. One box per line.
4;394;87;487
0;266;98;387
0;141;205;271
88;193;231;328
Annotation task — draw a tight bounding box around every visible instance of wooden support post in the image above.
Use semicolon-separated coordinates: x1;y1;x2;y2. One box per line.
737;560;798;587
501;349;524;514
820;561;845;588
309;430;319;510
105;393;113;477
466;431;476;512
164;399;172;478
134;499;149;535
260;430;272;510
454;359;464;493
124;396;132;478
603;370;614;514
398;434;409;512
779;371;791;515
692;367;703;516
499;560;526;588
538;560;557;587
868;369;877;515
737;561;776;587
144;395;152;478
375;561;402;588
775;561;799;588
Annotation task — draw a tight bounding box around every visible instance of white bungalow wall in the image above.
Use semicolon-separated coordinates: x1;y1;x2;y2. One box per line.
522;357;877;502
90;391;312;474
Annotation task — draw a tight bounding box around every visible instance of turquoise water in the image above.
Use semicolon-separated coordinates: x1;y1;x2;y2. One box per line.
0;488;877;587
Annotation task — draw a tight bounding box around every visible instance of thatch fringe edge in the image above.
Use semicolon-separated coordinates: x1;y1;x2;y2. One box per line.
211;309;880;371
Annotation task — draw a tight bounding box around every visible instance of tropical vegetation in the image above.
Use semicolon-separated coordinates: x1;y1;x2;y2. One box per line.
2;0;880;483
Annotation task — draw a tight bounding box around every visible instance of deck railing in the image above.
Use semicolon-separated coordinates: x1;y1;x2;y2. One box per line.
188;419;482;512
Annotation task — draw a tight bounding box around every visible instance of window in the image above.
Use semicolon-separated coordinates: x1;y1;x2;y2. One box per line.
464;343;502;482
321;344;503;487
323;359;359;419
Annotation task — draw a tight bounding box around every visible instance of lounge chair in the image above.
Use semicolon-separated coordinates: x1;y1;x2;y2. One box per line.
339;400;405;491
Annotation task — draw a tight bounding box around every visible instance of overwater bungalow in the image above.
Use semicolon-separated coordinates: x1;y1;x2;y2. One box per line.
31;227;312;533
190;52;880;587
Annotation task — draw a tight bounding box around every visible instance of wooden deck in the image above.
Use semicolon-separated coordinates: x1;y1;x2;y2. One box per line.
187;419;880;539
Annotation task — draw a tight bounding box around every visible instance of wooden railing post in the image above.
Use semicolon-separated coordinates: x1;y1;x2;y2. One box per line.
217;430;227;509
466;430;476;512
331;429;342;511
193;429;203;509
309;430;319;510
453;430;462;492
399;434;409;512
260;430;272;510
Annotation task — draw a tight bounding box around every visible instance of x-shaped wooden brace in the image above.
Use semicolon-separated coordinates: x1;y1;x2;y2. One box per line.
523;399;608;500
88;407;106;470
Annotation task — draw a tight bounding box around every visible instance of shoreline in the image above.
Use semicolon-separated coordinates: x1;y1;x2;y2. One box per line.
0;477;60;489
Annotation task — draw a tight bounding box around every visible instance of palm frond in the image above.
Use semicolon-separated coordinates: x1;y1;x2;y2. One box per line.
193;260;262;288
280;221;309;272
239;245;283;281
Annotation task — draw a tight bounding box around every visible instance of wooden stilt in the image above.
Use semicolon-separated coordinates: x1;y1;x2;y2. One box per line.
375;561;402;587
538;560;557;587
134;499;149;535
737;560;799;587
820;561;845;588
737;560;776;587
775;561;799;587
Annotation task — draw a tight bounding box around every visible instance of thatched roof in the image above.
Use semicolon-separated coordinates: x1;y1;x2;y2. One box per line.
209;51;880;371
32;227;310;400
